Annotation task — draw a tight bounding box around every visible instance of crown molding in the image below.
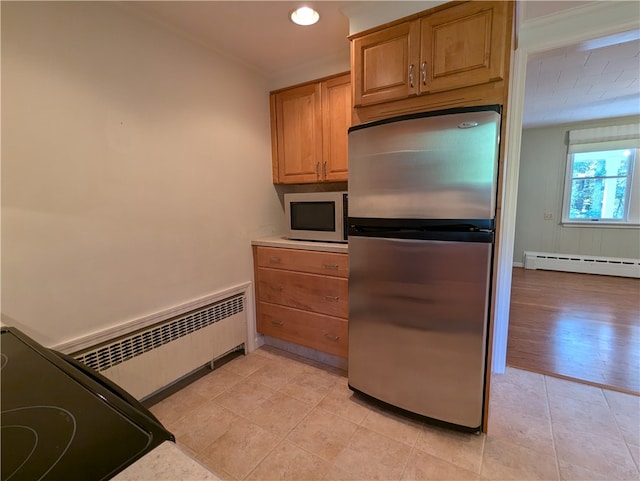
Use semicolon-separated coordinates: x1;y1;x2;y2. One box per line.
518;1;640;52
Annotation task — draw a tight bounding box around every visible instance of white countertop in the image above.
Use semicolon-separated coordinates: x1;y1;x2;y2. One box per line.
252;235;348;254
112;441;222;481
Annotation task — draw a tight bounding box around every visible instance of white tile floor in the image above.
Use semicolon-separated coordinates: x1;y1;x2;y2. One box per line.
150;346;640;481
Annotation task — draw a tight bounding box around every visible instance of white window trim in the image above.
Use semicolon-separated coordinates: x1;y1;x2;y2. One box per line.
562;123;640;227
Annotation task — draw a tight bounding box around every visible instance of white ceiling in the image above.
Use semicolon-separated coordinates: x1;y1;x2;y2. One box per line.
121;1;352;78
524;33;639;127
122;1;640;128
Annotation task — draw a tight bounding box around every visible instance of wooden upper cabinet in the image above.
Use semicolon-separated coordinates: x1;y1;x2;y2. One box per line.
322;74;351;181
271;83;323;184
351;1;512;108
271;73;351;184
351;22;419;107
419;1;508;94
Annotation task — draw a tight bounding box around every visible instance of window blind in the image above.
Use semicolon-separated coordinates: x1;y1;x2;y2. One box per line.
568;123;640;153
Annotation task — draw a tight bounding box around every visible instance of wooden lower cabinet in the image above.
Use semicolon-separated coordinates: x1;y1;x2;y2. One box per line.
253;246;349;358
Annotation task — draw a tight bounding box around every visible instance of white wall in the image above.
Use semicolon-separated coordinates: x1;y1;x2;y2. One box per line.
268;51;350;92
344;1;439;35
513;116;640;263
1;2;284;347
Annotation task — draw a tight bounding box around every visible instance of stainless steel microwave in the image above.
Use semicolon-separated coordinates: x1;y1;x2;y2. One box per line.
285;191;348;243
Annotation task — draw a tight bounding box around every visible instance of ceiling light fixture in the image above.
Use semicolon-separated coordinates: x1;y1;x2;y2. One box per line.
290;6;319;26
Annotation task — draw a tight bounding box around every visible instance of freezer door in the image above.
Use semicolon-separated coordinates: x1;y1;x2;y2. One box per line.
348;236;492;429
348;108;501;220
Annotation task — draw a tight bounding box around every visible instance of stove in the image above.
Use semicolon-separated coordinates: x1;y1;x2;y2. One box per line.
1;327;174;481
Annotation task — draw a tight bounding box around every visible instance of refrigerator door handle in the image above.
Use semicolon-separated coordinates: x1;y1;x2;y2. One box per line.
349;226;494;243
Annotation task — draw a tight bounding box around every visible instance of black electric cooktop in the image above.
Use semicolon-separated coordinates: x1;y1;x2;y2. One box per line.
1;327;174;481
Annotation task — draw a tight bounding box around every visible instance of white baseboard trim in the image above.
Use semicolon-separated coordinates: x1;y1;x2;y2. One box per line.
523;251;640;278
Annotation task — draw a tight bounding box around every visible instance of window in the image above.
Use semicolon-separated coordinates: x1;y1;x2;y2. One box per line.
562;123;640;225
566;148;635;221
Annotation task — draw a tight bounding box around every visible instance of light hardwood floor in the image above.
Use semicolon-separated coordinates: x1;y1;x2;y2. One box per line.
507;267;640;395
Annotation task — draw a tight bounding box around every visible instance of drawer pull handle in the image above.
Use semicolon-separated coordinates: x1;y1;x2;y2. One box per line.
324;333;340;342
325;295;339;302
269;257;281;264
271;320;285;327
323;263;339;270
269;285;283;292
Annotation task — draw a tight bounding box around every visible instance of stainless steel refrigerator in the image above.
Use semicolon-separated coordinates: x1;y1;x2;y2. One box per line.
347;105;501;431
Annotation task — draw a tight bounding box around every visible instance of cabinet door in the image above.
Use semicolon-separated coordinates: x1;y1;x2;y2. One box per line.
272;83;322;184
321;74;351;182
352;21;420;107
419;1;508;94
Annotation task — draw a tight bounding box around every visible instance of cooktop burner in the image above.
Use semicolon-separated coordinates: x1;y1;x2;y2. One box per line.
1;328;173;481
2;406;76;480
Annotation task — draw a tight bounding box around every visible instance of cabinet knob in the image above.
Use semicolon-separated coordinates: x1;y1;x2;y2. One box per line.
271;320;285;327
269;285;283;292
269;257;281;264
323;263;339;270
324;295;339;302
324;333;340;342
421;61;427;85
408;64;415;88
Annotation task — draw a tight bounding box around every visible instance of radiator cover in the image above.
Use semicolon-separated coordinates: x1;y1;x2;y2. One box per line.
523;251;640;278
74;294;247;399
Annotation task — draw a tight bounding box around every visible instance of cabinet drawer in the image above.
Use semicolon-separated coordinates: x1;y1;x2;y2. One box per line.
257;267;348;318
256;246;348;278
257;302;348;358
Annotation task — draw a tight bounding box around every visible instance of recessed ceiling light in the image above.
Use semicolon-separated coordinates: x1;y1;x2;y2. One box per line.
290;6;319;26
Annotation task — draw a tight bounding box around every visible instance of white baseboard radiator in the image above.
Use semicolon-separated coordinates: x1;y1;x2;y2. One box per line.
523;251;640;278
73;294;247;400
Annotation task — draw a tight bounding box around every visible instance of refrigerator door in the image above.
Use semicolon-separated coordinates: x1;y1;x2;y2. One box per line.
348;235;492;429
348;106;501;220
